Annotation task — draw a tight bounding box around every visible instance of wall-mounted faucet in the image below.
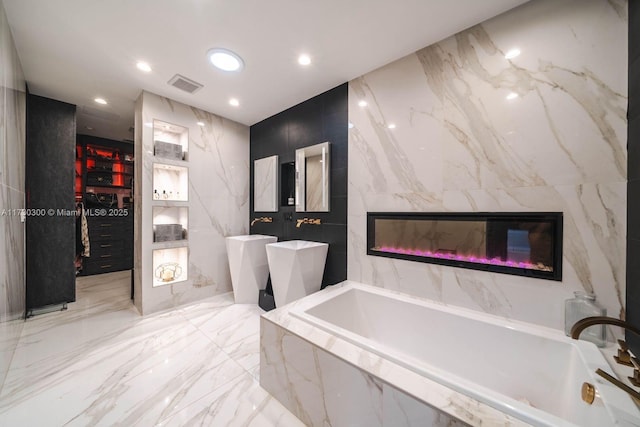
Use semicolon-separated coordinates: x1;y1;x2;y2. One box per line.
296;218;321;228
251;216;273;227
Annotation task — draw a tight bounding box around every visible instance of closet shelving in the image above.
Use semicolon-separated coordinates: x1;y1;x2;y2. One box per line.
76;135;134;275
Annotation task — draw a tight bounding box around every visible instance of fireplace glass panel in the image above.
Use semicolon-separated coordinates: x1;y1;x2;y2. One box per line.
368;213;562;281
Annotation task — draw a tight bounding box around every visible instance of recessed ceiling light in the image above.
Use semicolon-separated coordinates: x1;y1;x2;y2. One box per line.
207;48;244;72
298;54;311;66
387;123;396;129
197;121;205;127
136;61;152;72
229;98;240;107
506;92;519;100
358;100;367;107
94;97;107;105
505;48;521;59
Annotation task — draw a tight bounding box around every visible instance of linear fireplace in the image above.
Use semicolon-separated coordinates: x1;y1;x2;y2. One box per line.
367;212;562;281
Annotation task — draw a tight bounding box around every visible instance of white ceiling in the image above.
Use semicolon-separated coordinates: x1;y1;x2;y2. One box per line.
3;0;528;142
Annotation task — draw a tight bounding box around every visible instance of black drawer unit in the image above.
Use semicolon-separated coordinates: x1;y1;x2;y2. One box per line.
81;214;133;276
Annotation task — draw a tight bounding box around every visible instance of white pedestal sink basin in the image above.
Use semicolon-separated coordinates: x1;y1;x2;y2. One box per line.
266;240;329;307
226;235;277;304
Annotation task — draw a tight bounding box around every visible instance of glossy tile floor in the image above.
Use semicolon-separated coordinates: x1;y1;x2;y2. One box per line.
0;271;305;426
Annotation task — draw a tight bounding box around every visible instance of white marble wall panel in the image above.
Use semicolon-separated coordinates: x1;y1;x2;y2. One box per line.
0;0;26;393
261;317;384;427
135;92;249;315
383;385;470;427
347;0;628;333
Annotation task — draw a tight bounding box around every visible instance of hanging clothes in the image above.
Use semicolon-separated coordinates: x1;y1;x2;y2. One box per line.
80;203;90;257
75;202;91;275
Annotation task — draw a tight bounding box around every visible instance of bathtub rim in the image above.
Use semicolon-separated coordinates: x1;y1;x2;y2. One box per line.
284;281;640;427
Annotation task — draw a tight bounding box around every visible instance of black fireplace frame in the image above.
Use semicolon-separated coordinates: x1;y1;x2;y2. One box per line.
367;212;563;281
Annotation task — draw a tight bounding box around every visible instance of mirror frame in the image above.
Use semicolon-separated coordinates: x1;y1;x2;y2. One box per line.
295;142;330;212
253;155;278;212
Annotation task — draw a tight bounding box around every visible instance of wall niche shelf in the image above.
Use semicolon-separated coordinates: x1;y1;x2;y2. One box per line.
153;206;188;243
150;120;190;289
153;163;188;201
153;247;188;287
280;162;295;207
153;119;189;161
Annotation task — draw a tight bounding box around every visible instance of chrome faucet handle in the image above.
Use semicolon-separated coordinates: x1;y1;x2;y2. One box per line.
615;339;634;367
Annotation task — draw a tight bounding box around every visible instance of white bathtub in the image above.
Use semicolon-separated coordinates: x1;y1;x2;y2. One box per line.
290;282;640;427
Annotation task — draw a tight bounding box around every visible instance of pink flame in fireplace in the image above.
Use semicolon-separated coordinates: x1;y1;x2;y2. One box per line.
375;246;551;271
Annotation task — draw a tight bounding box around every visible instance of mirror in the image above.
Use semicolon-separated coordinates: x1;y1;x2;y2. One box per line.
254;155;278;212
295;142;330;212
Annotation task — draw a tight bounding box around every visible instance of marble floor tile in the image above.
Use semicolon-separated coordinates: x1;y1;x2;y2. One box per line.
184;303;264;349
220;332;261;379
0;271;301;426
158;372;305;427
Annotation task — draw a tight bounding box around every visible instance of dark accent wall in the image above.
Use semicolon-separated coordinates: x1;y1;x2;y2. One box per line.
250;84;348;300
26;94;76;310
627;0;640;355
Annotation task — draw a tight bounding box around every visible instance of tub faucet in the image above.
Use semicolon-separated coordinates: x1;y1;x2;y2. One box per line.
571;316;640;404
570;316;640;341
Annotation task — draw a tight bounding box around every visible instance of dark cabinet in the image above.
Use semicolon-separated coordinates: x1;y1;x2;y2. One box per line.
82;215;133;275
26;95;77;311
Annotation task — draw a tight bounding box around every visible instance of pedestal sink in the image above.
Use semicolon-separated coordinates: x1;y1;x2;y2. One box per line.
266;240;329;307
226;235;277;304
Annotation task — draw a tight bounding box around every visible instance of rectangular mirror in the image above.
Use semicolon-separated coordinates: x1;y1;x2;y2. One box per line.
254;155;278;212
295;142;330;212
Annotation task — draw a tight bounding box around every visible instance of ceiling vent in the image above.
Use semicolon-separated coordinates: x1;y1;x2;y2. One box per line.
168;74;203;94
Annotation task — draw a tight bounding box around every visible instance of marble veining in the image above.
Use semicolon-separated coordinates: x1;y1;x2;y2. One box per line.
262;282;640;426
0;271;303;426
135;91;250;315
347;0;628;334
260;285;530;427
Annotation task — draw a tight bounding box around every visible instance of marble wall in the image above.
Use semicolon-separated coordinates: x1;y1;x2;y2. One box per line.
134;91;249;315
0;0;25;392
348;0;628;333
